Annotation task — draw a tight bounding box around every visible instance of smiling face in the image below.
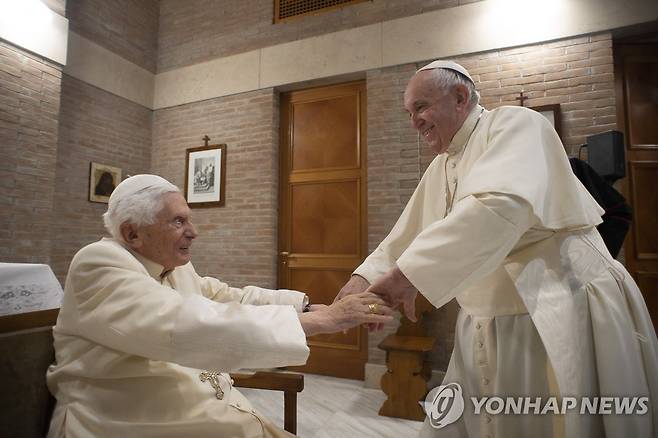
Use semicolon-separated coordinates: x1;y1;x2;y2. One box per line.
404;71;471;154
128;192;198;270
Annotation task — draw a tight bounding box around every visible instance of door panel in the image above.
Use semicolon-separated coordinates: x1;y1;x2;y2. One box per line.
290;181;359;254
625;59;658;148
629;162;658;259
614;42;658;327
292;96;360;170
279;81;368;379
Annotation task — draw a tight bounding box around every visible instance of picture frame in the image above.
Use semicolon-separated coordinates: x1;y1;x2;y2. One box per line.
530;104;563;141
184;143;226;208
89;162;121;203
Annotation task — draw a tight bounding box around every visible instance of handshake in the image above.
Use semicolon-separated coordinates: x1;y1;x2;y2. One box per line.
298;266;419;336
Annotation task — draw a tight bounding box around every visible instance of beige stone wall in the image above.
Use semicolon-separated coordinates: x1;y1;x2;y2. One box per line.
0;41;62;265
157;0;483;72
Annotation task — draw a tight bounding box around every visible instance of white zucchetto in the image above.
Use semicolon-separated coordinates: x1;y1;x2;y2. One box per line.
108;174;177;209
417;60;475;85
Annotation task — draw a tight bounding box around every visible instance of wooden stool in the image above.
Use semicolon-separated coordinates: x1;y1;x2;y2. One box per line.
378;334;435;421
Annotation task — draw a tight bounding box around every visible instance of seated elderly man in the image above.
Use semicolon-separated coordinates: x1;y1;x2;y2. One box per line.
46;174;391;438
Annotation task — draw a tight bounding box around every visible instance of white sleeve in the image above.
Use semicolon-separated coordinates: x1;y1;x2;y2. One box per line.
200;275;306;312
353;246;397;284
66;246;309;373
353;160;438;283
396;193;534;309
171;294;309;372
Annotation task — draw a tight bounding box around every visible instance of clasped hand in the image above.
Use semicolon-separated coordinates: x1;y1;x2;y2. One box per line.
333;266;419;327
298;292;393;337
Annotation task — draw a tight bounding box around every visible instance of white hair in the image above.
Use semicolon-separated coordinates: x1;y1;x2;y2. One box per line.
103;183;180;242
428;68;480;108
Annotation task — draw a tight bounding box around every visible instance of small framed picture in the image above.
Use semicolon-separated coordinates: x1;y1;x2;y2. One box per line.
184;144;226;208
530;104;562;141
89;162;121;203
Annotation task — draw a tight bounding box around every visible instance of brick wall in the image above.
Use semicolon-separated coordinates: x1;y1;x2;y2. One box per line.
0;41;62;265
458;33;616;155
50;76;152;282
67;0;159;73
157;0;483;72
364;32;617;368
152;89;280;288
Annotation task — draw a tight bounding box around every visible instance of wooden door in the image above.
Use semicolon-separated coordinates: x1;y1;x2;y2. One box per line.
614;42;658;328
278;81;368;379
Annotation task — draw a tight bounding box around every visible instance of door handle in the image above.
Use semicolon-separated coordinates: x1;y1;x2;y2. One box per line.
280;251;289;265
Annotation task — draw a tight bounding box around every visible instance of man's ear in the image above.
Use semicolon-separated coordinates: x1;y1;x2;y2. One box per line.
454;84;470;110
120;222;142;249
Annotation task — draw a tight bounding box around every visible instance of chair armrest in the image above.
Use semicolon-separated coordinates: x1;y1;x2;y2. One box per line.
230;371;304;393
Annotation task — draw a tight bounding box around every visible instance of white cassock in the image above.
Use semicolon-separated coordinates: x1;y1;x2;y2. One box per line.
46;238;309;438
355;105;658;438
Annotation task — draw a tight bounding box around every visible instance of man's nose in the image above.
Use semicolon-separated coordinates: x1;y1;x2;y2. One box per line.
186;223;198;239
410;112;422;130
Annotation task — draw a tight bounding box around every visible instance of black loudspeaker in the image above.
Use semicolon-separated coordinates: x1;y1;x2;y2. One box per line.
586;130;625;182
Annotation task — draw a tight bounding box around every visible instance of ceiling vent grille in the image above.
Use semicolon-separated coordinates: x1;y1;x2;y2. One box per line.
275;0;369;23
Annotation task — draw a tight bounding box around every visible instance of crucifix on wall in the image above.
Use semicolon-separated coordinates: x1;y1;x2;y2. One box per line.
516;90;528;107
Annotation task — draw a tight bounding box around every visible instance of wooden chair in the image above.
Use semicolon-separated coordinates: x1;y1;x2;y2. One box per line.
231;371;304;435
0;309;304;436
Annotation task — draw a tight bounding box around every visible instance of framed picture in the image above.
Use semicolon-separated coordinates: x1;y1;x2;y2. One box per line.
184;143;226;208
89;162;121;203
530;104;562;140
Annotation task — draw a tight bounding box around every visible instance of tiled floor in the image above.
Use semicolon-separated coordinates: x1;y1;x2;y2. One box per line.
239;373;425;437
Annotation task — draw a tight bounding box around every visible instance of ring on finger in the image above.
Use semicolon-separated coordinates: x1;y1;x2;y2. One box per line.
368;303;380;314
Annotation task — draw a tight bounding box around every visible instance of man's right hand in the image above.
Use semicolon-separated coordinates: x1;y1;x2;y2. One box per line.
333;274;370;303
365;266;418;322
298;292;393;337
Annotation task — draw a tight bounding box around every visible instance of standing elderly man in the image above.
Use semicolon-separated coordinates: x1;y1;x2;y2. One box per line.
47;174;392;438
336;61;658;437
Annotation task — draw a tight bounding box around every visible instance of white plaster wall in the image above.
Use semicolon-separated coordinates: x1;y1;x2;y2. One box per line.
0;0;68;65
